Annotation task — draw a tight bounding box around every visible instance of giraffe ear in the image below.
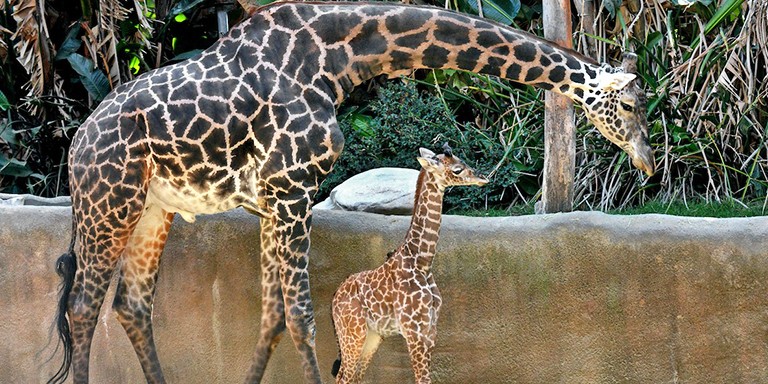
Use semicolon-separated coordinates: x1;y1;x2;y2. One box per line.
599;72;637;91
417;156;440;169
419;147;437;159
417;148;440;169
621;52;638;74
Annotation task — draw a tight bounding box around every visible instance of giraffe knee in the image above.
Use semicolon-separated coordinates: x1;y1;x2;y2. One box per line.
112;288;151;327
69;294;101;326
285;307;317;345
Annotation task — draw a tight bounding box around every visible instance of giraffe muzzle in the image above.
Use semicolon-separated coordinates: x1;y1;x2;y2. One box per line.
632;148;656;177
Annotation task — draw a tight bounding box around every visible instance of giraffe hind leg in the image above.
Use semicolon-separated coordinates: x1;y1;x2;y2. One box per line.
331;287;368;384
357;331;382;380
112;202;174;384
271;193;323;383
244;216;287;383
59;136;152;383
66;202;145;384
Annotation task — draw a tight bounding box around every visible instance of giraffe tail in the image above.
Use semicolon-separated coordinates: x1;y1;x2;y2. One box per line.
331;357;341;378
330;290;342;378
47;237;77;384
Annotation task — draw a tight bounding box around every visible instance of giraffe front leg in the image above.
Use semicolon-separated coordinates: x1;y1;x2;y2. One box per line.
112;204;174;384
244;217;287;383
272;194;322;383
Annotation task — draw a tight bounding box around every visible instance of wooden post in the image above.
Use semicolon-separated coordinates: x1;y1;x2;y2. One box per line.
541;0;576;213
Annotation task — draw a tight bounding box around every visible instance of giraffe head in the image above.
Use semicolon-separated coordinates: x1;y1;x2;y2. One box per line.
581;53;656;177
417;144;489;188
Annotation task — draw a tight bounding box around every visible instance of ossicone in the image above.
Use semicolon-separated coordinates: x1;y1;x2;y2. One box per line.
622;53;638;74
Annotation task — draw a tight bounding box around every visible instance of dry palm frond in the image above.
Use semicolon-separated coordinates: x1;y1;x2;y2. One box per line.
91;0;130;88
8;0;53;113
132;0;153;32
237;0;259;15
717;0;768;113
0;24;11;62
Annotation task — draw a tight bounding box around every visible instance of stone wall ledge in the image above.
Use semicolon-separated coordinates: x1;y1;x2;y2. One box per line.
2;206;766;383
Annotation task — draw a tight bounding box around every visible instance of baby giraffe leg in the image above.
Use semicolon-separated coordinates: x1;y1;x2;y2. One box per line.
403;326;436;384
333;292;368;384
357;331;382;379
336;325;366;383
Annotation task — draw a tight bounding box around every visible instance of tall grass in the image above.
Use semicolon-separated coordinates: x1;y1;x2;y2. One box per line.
569;0;768;210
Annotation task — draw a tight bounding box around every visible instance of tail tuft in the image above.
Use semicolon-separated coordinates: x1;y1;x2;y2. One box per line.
331;358;341;378
47;252;76;384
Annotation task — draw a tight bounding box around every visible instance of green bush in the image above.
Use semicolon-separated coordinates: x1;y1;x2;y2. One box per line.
319;80;543;212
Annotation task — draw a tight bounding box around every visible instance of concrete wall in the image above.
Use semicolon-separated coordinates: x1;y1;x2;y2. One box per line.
1;206;766;383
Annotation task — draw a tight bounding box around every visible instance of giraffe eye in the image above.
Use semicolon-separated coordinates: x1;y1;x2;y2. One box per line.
620;102;634;112
451;166;464;175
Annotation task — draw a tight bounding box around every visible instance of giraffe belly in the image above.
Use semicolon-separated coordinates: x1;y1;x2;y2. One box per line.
146;179;260;222
366;308;401;338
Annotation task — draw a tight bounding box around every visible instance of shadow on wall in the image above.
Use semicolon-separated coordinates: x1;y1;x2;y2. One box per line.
1;205;767;383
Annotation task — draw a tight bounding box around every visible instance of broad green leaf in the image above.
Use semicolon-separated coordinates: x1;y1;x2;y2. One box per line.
465;0;521;25
0;123;17;146
168;0;205;20
170;49;203;62
54;23;82;61
350;113;374;137
703;0;743;35
66;53;111;102
0;90;10;111
174;13;187;23
0;155;33;177
129;56;141;74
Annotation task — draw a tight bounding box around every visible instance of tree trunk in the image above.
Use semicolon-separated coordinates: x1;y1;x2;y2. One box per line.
541;0;576;213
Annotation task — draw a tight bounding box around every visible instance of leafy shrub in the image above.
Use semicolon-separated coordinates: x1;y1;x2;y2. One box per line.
320;80;544;212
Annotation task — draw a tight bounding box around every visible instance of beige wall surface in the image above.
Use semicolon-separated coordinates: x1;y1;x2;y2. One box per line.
1;206;766;383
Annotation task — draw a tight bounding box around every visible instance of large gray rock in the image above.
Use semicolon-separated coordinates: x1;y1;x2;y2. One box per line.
315;167;419;214
0;193;71;206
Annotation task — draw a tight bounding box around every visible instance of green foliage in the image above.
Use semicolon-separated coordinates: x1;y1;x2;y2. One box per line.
66;53;111;103
320;81;454;200
0;0;765;215
320;79;544;211
461;0;521;25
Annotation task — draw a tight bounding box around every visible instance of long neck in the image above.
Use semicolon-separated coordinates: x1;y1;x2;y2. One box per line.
264;2;602;104
400;169;444;271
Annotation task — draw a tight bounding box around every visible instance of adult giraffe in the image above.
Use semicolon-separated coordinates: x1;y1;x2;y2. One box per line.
50;2;656;383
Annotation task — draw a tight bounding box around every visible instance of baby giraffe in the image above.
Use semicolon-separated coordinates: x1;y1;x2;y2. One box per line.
331;144;488;384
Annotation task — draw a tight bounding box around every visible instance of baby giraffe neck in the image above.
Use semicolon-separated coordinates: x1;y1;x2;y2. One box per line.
401;169;444;271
